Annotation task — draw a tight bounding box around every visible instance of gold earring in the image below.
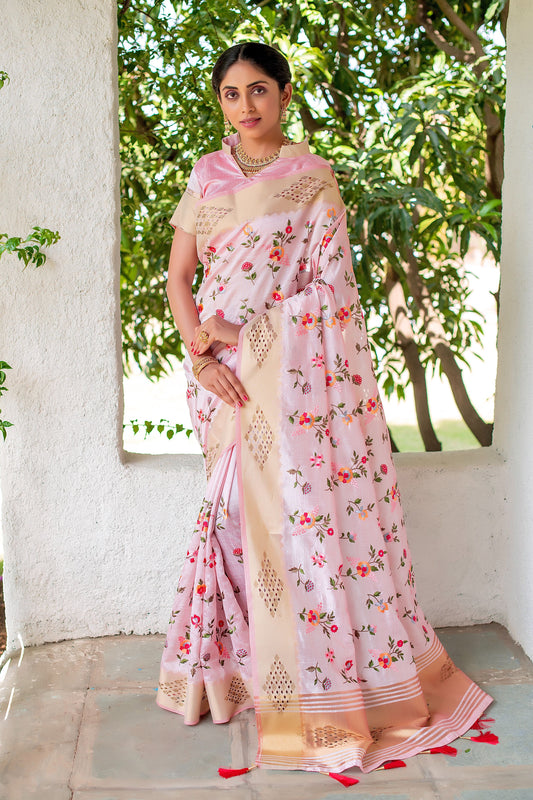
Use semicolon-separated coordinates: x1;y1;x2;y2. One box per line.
280;105;287;123
224;113;232;135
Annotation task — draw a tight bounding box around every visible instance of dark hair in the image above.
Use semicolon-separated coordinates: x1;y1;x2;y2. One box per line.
211;42;291;97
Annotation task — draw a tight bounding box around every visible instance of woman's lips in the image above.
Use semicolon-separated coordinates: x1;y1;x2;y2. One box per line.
240;118;261;128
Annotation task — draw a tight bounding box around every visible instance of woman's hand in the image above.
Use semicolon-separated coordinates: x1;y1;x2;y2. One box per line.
197;361;248;407
192;315;242;356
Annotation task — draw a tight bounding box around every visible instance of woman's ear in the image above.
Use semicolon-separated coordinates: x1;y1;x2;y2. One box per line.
282;82;293;108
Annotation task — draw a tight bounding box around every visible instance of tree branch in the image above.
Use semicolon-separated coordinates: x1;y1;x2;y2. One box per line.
415;0;475;63
434;0;486;60
385;267;442;451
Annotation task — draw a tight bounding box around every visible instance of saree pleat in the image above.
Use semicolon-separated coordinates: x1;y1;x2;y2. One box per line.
158;137;492;773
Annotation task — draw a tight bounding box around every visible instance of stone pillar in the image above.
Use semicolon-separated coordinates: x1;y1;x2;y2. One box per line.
0;0;205;651
493;0;533;659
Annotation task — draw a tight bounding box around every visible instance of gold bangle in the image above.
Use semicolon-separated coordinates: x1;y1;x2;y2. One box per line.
192;356;218;380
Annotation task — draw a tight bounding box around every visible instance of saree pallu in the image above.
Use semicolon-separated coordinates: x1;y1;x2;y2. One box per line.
157;139;492;773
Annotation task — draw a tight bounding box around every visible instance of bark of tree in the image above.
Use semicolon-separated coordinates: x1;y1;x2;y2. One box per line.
415;0;504;198
385;267;442;451
403;247;493;446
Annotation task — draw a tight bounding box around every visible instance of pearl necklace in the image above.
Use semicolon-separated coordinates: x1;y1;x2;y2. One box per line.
234;137;291;176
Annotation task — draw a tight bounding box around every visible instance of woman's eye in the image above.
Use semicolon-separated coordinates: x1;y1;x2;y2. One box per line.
253;86;266;94
225;91;238;100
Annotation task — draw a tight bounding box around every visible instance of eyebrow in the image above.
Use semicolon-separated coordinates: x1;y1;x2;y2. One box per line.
221;80;269;91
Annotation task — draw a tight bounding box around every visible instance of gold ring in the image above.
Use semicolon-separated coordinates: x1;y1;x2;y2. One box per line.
199;331;209;343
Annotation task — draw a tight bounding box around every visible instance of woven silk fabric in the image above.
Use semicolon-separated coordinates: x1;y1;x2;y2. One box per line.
157;136;492;773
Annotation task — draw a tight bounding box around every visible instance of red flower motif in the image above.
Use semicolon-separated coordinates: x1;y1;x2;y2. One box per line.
302;312;317;329
307;609;320;626
356;561;370;577
299;412;315;428
327;527;334;536
338;306;350;321
361;456;367;463
233;547;243;556
331;624;338;633
208;246;216;253
344;660;353;671
216;309;225;318
378;652;392;668
269;246;284;261
286;225;293;233
241;262;253;271
378;549;385;557
197;302;204;313
353;374;362;385
338;468;353;484
380;463;388;474
272;290;284;301
196;580;207;595
397;640;404;647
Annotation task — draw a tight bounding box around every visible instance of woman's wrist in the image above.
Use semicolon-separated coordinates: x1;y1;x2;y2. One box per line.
192;354;218;380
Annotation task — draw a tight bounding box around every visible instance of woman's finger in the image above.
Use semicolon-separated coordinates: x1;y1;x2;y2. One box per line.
218;366;248;406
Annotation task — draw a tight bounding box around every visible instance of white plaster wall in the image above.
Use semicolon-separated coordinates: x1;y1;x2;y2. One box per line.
493;0;533;660
0;0;517;656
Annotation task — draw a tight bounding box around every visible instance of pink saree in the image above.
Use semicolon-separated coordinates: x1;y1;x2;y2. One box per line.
157;135;492;774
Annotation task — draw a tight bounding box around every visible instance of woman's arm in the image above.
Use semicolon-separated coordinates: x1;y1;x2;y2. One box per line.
166;228;248;407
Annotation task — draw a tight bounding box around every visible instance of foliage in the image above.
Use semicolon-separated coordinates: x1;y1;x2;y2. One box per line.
0;227;61;268
124;417;192;440
0;225;60;439
118;0;506;448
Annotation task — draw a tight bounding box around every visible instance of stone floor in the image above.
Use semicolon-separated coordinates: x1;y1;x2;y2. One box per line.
1;623;532;800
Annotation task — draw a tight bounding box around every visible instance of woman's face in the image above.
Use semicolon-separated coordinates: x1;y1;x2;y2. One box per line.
218;60;291;144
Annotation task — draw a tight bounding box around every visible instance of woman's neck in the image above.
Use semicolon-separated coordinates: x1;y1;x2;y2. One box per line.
238;130;285;159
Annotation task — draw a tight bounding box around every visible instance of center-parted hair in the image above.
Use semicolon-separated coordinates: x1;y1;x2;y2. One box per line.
211;42;292;97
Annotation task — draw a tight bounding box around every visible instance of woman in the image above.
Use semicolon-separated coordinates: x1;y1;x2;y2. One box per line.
157;41;492;776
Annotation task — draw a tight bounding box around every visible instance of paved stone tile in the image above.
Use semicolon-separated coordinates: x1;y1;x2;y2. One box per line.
72;790;253;800
71;689;243;789
436;624;531;680
250;781;438;800
454;790;533;800
0;784;72;800
89;634;165;689
0;637;97;694
0;687;86;797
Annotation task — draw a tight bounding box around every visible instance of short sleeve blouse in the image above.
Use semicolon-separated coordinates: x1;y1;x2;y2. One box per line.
169;165;202;235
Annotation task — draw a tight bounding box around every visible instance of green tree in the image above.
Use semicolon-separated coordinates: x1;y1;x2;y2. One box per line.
118;0;506;449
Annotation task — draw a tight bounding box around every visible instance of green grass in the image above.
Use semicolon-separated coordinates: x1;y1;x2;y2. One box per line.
389;418;485;452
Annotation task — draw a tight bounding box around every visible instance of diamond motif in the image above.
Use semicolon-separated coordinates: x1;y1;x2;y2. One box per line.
263;656;295;712
313;725;361;748
440;655;459;682
274;176;329;205
256;552;284;617
196;205;232;236
225;675;250;705
247;315;277;367
158;678;187;705
244;406;273;470
204;442;220;482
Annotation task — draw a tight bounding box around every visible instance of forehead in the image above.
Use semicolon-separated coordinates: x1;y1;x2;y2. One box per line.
221;60;274;88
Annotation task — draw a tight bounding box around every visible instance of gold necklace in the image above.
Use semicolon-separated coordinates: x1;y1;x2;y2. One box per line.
234;137;291;176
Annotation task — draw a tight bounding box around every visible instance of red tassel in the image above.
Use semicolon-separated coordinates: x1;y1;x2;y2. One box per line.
377;760;406;770
422;745;458;756
327;772;360;787
470;717;495;731
218;767;251;778
468;732;499;745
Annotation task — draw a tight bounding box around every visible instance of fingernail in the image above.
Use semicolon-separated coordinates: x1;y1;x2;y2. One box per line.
243;395;249;402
